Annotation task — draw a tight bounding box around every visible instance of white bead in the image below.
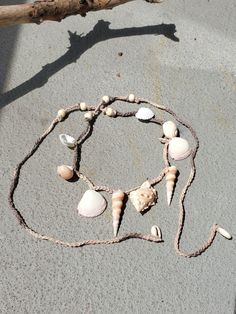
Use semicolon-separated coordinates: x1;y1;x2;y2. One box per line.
128;94;135;102
57;109;66;120
84;111;94;121
102;96;110;104
105;107;116;117
80;102;87;111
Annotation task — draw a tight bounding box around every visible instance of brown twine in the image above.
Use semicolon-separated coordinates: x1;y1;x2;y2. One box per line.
8;95;222;257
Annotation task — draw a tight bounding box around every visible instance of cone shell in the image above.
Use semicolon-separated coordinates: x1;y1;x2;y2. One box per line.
78;190;106;218
165;166;178;206
129;181;157;213
168;137;191;161
112;190;125;236
57;165;74;180
163;121;178;139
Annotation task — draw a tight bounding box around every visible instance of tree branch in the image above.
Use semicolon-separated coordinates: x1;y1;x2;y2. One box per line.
0;0;163;27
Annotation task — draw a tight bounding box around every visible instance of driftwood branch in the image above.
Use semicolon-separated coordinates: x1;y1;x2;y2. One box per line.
0;0;163;27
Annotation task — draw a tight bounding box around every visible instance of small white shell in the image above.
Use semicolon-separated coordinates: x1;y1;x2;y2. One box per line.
78;190;107;218
217;227;232;240
168;137;191;160
135;107;154;121
151;225;162;239
128;94;135;102
59;134;76;148
163;121;178;139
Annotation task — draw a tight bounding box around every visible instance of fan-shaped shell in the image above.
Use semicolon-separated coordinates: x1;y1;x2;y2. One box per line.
78;190;107;218
135;107;154;121
163;121;178;139
59;134;76;148
168;137;191;160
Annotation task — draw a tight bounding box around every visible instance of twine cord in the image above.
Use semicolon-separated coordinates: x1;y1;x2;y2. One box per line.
8;95;223;257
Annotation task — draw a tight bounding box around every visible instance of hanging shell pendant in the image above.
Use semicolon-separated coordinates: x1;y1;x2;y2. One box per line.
112;190;125;237
129;180;157;213
165;166;178;206
168;137;191;160
78;190;107;217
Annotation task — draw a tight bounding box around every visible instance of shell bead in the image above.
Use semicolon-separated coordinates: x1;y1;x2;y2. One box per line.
163;121;178;139
84;111;94;121
57;165;74;180
59;134;76;148
102;95;110;104
57;109;66;120
135;107;154;121
78;190;107;218
80;102;87;111
105;107;116;117
165;166;178;206
151;225;162;239
168;137;191;161
128;94;135;102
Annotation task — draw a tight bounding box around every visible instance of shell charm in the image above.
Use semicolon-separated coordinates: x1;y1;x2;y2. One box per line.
217;227;232;240
78;190;107;218
168;137;191;161
163;121;178;139
57;165;74;180
151;225;162;239
112;190;125;236
165;166;178;206
59;134;76;148
129;180;157;213
135;107;154;121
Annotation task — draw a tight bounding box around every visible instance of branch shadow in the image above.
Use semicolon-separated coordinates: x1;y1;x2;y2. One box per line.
0;20;179;109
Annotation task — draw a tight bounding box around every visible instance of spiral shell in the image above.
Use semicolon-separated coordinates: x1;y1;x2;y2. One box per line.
112;190;125;236
129;181;157;213
165;166;178;206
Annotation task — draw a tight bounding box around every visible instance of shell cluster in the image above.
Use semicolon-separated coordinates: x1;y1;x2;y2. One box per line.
130;181;157;213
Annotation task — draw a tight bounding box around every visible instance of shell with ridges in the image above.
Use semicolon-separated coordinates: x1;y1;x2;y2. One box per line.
135;107;154;121
112;190;125;236
165;166;178;206
129;180;157;213
59;134;76;148
168;137;191;161
78;190;106;218
163;121;178;139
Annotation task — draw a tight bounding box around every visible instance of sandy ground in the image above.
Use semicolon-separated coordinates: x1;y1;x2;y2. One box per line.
0;0;236;313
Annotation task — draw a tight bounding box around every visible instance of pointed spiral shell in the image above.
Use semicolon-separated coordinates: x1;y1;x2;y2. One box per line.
112;190;125;237
165;166;178;206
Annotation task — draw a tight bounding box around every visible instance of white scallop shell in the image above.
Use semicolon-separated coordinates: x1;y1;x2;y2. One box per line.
59;134;76;148
135;107;154;120
163;121;178;139
168;137;191;160
217;227;232;239
78;190;107;218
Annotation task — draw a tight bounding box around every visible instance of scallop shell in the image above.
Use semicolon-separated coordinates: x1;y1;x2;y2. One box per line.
59;134;76;148
78;190;107;218
163;121;178;139
217;227;232;240
129;180;157;213
168;137;191;160
135;107;154;121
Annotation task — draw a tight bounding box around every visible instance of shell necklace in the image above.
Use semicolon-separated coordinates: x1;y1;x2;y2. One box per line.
9;94;232;257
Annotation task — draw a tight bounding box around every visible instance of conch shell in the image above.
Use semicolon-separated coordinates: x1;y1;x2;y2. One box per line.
112;190;125;236
129;181;157;213
165;166;178;206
